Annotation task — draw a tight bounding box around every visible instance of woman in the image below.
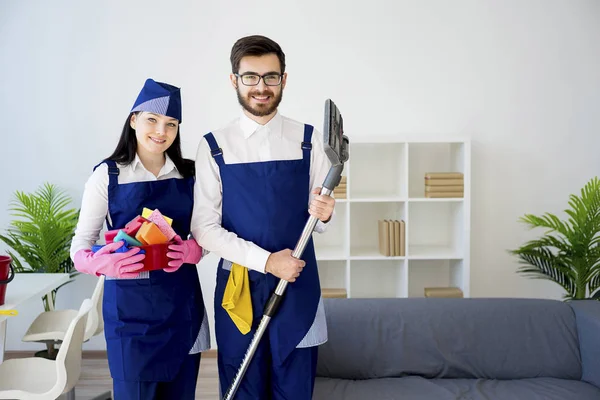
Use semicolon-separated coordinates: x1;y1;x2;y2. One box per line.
70;78;209;399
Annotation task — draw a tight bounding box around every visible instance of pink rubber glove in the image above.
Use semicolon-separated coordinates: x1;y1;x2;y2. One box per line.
74;241;146;279
165;235;203;272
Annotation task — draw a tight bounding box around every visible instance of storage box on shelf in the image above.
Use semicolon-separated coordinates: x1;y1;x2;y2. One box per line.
313;140;470;299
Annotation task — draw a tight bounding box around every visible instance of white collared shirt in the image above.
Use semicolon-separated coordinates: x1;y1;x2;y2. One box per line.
69;153;181;259
191;110;333;273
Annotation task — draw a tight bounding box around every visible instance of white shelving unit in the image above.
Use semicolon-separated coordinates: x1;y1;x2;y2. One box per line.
314;140;471;299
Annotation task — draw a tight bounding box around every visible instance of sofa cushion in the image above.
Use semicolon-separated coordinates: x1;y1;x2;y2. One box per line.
317;298;582;380
313;377;600;400
569;300;600;388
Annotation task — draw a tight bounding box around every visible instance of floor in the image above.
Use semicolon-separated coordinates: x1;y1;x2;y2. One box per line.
10;353;220;400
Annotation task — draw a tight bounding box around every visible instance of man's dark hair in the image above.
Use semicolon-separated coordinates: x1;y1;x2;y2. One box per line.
230;35;286;74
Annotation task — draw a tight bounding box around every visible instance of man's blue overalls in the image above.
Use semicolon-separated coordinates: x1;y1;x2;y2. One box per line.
205;124;322;399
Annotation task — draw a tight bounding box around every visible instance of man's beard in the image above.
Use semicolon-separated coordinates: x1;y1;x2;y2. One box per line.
236;87;283;117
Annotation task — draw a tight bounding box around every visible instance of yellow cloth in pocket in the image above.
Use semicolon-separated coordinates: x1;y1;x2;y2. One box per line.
222;263;253;335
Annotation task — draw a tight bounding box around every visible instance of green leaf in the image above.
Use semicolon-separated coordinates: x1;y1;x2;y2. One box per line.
0;183;80;305
509;177;600;300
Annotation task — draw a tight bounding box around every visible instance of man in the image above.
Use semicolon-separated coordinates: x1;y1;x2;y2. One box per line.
191;35;335;399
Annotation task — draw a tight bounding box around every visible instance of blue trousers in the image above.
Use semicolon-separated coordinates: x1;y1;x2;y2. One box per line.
112;353;201;400
218;346;318;400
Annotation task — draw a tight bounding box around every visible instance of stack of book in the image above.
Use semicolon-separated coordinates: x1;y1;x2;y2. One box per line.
321;288;347;298
424;287;464;298
378;219;405;256
334;176;347;199
424;172;464;198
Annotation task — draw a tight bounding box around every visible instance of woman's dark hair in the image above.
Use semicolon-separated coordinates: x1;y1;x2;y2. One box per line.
230;35;286;74
106;112;195;178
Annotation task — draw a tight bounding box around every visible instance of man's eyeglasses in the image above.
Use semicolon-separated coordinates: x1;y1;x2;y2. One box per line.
235;73;283;86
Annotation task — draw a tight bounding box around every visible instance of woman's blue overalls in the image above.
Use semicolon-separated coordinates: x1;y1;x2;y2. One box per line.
96;159;205;399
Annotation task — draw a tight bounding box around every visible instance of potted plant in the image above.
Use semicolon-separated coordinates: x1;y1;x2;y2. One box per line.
510;176;600;300
0;183;79;358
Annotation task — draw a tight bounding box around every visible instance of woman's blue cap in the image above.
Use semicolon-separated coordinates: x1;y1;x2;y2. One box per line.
131;78;182;122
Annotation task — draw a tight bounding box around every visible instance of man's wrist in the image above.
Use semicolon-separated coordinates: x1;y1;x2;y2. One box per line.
247;245;271;274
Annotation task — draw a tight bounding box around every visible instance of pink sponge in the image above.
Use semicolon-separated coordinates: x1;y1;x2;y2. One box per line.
146;209;177;241
105;229;119;243
124;216;146;236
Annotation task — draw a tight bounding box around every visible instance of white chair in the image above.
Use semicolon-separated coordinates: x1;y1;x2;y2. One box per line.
22;276;105;351
21;276;112;399
0;298;92;399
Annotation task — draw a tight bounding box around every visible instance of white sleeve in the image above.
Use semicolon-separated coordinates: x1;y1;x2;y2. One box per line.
310;127;335;234
190;138;271;273
69;164;109;260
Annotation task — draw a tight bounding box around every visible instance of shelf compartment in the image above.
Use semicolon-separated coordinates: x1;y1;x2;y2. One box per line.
348;142;407;199
317;260;347;294
407;201;464;258
408;142;467;199
314;202;348;260
408;259;465;297
350;260;405;298
350;201;406;257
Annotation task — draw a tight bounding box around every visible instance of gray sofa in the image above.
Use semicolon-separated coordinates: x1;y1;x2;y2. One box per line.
314;298;600;400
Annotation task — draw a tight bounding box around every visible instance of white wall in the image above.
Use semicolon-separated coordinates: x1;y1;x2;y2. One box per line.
1;0;599;351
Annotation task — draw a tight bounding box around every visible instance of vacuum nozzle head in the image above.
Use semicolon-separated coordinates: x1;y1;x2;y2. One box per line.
323;99;349;166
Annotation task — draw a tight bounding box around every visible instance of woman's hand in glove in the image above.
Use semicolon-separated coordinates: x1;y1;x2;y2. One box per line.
165;235;203;272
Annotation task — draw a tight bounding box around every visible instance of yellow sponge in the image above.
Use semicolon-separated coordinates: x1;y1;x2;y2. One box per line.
142;208;173;226
135;221;169;245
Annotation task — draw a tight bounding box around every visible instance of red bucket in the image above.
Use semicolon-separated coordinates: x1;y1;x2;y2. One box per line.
0;255;15;306
139;243;171;272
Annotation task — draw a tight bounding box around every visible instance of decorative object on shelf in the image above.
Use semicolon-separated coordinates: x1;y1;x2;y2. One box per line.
333;176;347;199
509;176;600;301
378;219;405;256
424;287;464;298
322;288;347;298
424;172;464;198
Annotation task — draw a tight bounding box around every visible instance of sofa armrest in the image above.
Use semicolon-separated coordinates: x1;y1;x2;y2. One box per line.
569;300;600;388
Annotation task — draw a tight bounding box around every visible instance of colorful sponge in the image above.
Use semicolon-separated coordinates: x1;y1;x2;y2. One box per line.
135;221;169;245
114;230;143;247
105;229;119;243
142;208;172;226
92;243;145;255
146;209;177;241
124;216;146;236
104;216;146;243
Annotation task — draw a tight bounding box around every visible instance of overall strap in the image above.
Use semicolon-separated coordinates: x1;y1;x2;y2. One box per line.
302;124;314;162
93;159;119;187
204;132;225;167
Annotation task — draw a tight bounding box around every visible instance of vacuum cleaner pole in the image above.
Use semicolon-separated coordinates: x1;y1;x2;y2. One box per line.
223;100;348;400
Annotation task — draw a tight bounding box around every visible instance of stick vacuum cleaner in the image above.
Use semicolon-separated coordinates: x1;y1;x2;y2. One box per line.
222;99;350;400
